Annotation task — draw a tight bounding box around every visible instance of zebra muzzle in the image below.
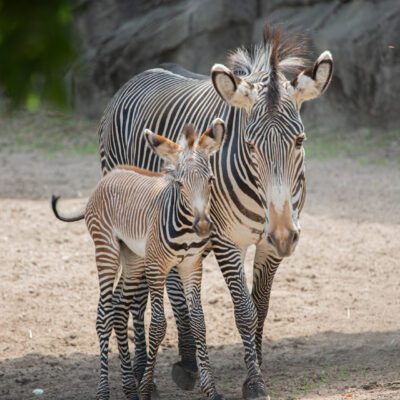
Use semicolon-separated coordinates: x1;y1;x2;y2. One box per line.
193;215;213;238
267;228;299;257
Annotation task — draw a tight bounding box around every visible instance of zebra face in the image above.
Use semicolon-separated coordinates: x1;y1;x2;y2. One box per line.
176;119;225;237
145;118;225;238
176;155;214;237
245;95;306;257
211;42;333;257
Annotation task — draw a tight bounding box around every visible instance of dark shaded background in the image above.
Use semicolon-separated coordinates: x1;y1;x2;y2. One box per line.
71;0;400;131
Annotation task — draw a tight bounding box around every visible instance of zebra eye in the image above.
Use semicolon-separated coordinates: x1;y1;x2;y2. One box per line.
208;176;215;184
295;133;306;149
175;179;183;187
245;140;256;151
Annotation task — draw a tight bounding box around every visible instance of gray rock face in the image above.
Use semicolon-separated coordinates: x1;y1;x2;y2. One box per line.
257;0;400;130
72;0;257;116
72;0;400;130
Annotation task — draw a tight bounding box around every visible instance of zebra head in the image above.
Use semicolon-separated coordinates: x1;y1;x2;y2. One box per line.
211;25;333;257
144;118;225;238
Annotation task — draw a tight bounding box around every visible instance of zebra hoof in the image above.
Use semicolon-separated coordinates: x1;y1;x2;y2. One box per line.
126;394;140;400
96;392;110;400
122;387;139;400
171;361;198;391
123;391;139;400
122;379;139;400
242;376;267;400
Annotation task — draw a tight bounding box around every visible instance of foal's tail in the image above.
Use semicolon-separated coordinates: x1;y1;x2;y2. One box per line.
51;195;85;222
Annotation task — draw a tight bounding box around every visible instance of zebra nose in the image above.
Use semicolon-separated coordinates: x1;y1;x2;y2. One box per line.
267;229;299;257
291;230;299;245
193;215;213;237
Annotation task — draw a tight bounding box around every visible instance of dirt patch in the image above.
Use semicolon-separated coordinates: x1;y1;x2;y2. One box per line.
0;149;399;400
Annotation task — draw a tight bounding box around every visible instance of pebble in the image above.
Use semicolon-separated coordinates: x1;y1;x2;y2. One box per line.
33;388;44;396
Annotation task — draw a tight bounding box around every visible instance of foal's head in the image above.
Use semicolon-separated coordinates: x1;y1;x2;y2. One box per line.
144;118;225;237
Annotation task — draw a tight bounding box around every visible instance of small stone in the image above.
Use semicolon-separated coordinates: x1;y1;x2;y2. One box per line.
33;388;44;396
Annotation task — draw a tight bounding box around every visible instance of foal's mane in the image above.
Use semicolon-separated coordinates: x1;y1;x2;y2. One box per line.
116;164;166;177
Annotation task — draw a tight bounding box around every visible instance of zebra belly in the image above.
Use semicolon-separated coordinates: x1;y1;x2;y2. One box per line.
211;192;265;248
120;235;147;258
230;221;265;249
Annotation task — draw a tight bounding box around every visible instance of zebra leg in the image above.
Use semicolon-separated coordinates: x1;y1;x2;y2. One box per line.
167;267;198;391
113;279;138;400
212;239;267;400
139;267;167;400
94;244;121;400
252;240;280;366
178;256;222;400
114;247;145;400
130;274;149;384
118;248;160;398
130;276;161;399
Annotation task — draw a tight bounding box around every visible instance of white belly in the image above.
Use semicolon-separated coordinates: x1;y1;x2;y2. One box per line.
230;223;264;248
121;236;147;258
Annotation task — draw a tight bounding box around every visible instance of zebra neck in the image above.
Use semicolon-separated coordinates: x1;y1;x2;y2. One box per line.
224;106;261;188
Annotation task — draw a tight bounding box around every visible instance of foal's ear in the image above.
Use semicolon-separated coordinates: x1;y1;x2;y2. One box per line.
144;129;182;165
211;64;259;113
180;124;198;151
198;118;225;155
289;51;333;105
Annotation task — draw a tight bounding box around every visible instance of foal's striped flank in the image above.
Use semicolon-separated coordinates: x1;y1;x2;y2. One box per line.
52;120;226;400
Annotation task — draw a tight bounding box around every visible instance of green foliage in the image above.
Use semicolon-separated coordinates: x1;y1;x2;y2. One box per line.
0;0;78;110
305;127;400;166
0;108;97;155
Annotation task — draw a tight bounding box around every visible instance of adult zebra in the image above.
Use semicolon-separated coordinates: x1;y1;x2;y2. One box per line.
98;25;333;399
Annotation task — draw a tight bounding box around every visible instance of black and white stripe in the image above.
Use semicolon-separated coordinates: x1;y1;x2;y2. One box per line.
53;124;225;400
97;24;333;399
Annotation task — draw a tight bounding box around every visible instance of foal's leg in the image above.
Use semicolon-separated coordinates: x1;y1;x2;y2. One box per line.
178;255;222;400
113;246;144;399
130;273;149;384
130;265;197;391
139;264;167;400
94;240;121;400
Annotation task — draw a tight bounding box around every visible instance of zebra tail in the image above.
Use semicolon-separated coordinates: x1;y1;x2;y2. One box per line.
51;195;85;222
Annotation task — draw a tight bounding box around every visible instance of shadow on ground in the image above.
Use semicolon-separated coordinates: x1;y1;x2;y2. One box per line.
1;330;399;400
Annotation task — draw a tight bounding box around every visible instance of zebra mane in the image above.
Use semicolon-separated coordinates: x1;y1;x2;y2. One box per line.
228;25;310;77
228;24;310;109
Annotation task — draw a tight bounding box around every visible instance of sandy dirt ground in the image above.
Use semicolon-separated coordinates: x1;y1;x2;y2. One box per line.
0;149;399;400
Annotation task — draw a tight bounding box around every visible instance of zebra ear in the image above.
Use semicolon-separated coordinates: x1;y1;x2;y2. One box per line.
198;118;225;155
211;64;258;113
290;51;333;105
180;124;198;151
144;129;182;165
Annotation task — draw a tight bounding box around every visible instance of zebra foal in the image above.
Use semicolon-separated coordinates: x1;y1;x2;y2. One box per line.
52;119;225;400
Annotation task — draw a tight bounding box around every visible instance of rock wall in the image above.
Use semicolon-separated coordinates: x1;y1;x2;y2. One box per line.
72;0;400;130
